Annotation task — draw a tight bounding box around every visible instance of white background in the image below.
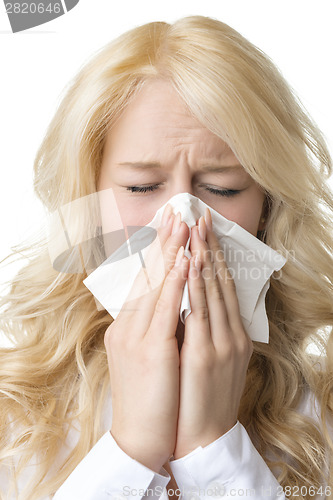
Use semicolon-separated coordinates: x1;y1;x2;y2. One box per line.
0;0;332;349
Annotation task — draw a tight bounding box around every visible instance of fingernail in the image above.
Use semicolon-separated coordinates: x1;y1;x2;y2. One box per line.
198;216;206;241
162;203;173;227
175;245;185;266
172;212;182;235
205;207;213;231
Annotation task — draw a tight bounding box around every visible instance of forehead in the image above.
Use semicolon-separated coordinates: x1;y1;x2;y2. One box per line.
106;79;235;160
120;79;198;124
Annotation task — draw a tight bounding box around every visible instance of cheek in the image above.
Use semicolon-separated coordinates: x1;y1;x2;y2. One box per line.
99;190;161;261
100;198;157;259
116;200;155;228
221;192;264;236
101;192;156;231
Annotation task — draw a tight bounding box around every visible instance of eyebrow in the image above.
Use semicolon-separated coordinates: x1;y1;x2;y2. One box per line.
116;162;243;172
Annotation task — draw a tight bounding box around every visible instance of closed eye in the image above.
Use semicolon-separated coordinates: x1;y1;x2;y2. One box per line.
126;184;241;197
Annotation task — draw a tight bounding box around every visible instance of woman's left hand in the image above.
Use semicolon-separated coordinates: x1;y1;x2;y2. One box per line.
173;210;253;459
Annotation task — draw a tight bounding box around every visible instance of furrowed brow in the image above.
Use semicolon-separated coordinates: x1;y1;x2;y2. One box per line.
116;162;243;172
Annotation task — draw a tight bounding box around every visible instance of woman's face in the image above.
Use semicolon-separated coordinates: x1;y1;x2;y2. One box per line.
98;79;266;241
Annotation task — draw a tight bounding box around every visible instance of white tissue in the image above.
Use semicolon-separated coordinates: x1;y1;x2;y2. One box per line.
83;192;287;343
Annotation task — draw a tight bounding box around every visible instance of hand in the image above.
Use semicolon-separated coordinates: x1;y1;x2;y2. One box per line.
173;210;253;459
104;205;190;472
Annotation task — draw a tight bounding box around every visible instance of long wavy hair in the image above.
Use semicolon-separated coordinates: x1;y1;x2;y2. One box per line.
0;16;332;500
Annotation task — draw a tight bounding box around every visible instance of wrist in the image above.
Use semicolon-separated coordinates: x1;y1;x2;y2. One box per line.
174;423;238;459
110;430;168;473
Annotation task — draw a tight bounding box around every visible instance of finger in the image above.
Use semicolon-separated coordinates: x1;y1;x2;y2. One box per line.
124;214;174;303
146;246;190;342
118;215;190;337
183;253;211;347
205;222;245;336
190;225;231;347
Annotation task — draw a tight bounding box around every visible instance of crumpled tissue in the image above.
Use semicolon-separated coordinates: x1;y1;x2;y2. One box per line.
83;192;287;343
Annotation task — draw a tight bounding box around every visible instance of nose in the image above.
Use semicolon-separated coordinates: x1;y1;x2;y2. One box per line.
168;174;196;199
165;177;200;229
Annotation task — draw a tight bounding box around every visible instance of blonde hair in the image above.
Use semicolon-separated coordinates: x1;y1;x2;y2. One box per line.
1;16;332;499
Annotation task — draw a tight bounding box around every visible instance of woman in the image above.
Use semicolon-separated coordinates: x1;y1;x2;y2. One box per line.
0;15;332;500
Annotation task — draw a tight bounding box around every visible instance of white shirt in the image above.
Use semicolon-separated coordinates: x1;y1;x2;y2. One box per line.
52;384;332;500
1;364;332;499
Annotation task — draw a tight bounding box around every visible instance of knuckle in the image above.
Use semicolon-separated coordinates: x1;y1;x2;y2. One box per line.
227;274;236;291
216;266;228;285
236;336;253;358
154;295;170;315
247;337;254;357
167;267;179;282
165;242;180;269
105;325;125;350
210;238;220;252
197;305;209;322
236;338;248;355
202;247;212;262
104;323;114;348
215;248;225;263
206;278;223;301
218;338;234;360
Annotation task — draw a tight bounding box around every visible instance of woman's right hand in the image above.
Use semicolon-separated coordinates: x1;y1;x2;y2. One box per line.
104;205;190;473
